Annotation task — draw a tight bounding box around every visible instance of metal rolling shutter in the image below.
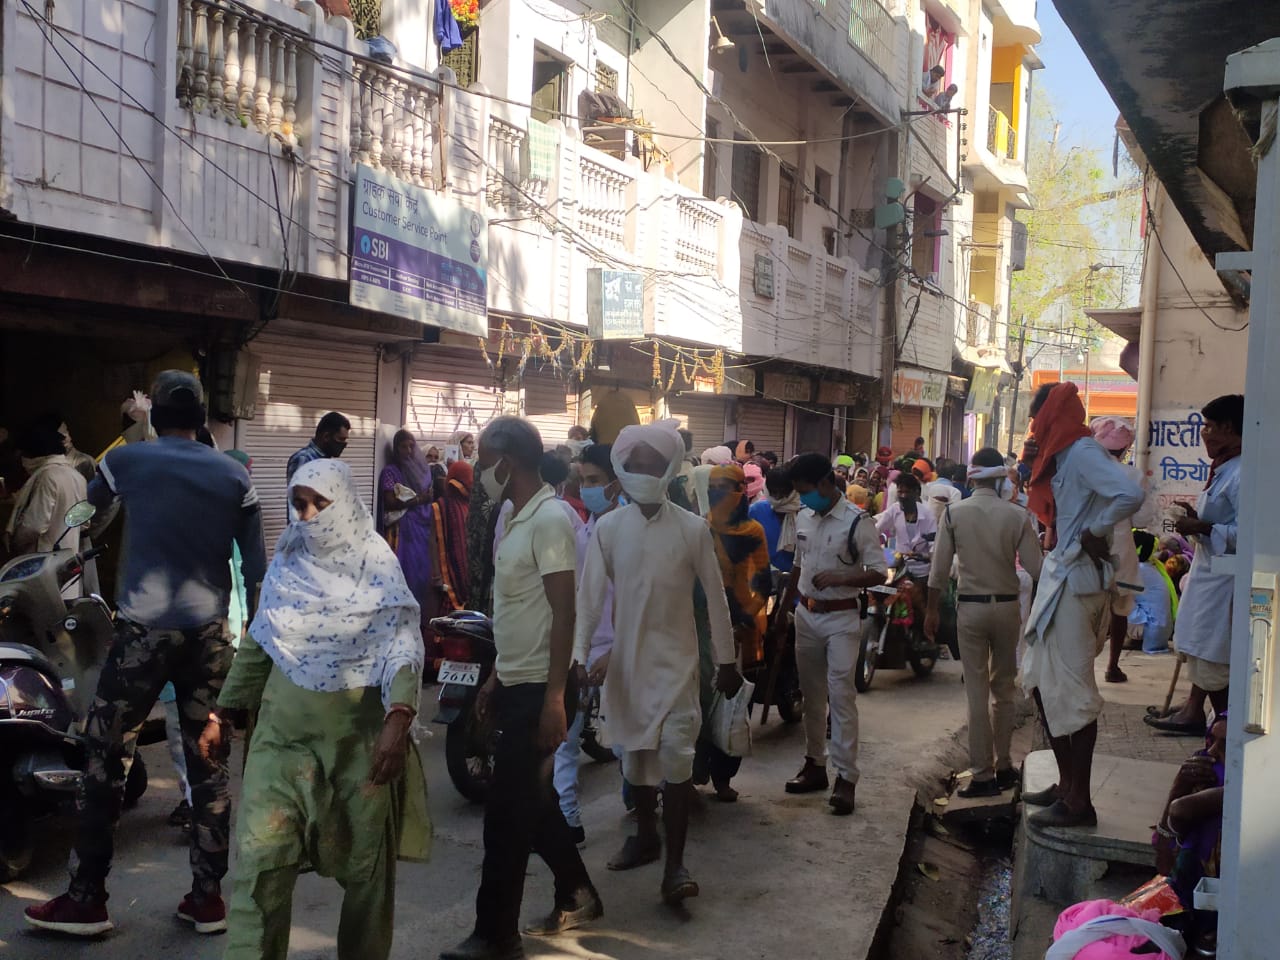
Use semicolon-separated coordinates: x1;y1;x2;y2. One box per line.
406;347;505;450
522;370;580;447
238;334;379;551
737;400;785;458
891;406;924;454
669;394;729;452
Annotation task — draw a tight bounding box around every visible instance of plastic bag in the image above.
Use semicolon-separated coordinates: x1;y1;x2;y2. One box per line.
1046;900;1185;960
707;678;755;758
1117;876;1184;917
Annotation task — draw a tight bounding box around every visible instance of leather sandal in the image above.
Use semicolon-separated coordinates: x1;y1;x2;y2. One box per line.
1020;783;1061;806
1143;714;1205;735
661;866;699;905
1028;799;1098;829
607;835;661;871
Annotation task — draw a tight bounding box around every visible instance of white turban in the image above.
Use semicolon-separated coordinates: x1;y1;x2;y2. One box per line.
700;445;734;467
612;419;684;504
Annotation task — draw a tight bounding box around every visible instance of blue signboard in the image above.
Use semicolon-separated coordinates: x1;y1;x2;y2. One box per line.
350;164;487;336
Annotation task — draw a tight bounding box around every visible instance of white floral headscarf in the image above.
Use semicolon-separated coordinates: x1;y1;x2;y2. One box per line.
250;458;423;709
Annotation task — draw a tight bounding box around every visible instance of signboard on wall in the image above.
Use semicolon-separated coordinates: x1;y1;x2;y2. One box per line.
818;380;861;406
586;268;645;340
350;164;488;336
753;254;775;299
892;367;947;409
1148;407;1210;534
763;373;813;402
965;368;998;416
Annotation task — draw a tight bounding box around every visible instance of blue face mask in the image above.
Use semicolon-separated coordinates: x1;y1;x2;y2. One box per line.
800;490;832;513
581;484;614;516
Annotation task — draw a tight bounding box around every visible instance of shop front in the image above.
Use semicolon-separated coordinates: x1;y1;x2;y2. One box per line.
890;366;948;458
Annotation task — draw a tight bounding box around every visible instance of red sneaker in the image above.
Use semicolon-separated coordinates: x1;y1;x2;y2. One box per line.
24;893;113;936
176;892;228;935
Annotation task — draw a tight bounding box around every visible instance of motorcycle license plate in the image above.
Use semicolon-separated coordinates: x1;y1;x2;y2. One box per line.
438;660;481;686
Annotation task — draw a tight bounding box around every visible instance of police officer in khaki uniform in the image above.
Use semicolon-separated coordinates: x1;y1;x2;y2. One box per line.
925;447;1043;798
774;454;887;815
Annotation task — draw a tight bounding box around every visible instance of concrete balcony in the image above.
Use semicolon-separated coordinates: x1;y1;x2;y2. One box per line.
962;105;1029;196
722;0;909;124
738;222;880;377
989;0;1041;45
1;0;744;349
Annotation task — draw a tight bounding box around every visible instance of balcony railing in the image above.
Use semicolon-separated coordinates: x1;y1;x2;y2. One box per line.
5;0;746;348
847;0;895;73
987;105;1017;160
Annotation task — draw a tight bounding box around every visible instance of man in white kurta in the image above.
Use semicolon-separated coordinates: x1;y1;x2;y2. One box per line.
1146;394;1243;734
574;420;739;907
1020;383;1144;829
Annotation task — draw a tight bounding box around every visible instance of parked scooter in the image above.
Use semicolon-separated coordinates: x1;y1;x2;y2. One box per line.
0;502;146;881
429;610;498;803
855;549;942;691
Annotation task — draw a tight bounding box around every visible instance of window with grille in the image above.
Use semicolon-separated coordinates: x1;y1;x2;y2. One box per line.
731;137;762;222
595;61;619;93
778;164;798;237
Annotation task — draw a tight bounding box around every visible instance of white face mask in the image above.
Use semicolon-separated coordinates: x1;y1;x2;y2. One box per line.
616;468;667;505
478;459;510;503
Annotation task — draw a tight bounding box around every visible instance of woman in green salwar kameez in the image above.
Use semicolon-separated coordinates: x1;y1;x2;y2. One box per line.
206;459;432;960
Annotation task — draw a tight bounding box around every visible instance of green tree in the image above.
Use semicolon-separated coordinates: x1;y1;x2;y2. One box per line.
1010;95;1141;352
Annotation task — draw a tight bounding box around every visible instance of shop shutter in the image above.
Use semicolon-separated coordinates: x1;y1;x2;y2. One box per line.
668;394;729;452
891;405;924;455
737;400;785;458
406;346;505;449
522;369;580;447
238;334;379;551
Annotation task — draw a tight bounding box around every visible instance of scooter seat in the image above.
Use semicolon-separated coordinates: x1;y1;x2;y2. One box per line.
0;641;63;684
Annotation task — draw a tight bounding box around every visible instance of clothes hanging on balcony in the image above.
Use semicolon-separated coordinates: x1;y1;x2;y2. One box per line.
526;118;557;183
435;0;463;53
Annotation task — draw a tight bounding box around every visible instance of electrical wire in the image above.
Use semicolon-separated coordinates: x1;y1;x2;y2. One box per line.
1144;196;1248;332
18;0;256;307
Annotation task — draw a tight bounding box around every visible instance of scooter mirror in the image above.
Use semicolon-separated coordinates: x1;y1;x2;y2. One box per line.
63;501;96;528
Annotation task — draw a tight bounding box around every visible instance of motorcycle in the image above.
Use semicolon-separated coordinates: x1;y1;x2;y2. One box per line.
855;548;943;692
749;571;805;725
0;501;146;881
429;610;498;804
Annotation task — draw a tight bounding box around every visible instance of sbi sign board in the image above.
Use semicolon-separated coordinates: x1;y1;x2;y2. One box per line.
349;163;488;337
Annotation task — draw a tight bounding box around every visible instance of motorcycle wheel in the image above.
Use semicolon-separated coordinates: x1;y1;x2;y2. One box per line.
774;655;804;724
445;707;497;804
0;799;33;882
908;635;938;677
123;754;148;810
580;727;616;764
854;623;879;693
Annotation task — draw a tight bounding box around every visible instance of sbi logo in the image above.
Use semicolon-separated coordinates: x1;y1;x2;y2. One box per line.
360;235;372;255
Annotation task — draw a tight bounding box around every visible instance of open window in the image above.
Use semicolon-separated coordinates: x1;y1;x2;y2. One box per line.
910;193;943;282
731;137;763;222
920;14;956;114
532;46;570;123
777;163;798;237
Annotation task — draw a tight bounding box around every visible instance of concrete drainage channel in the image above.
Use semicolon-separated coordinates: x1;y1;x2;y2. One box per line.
869;730;1020;960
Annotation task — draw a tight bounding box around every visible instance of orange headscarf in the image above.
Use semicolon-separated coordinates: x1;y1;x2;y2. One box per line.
1026;382;1091;535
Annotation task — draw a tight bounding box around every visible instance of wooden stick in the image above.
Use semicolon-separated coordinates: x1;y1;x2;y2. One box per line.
1161;653;1186;715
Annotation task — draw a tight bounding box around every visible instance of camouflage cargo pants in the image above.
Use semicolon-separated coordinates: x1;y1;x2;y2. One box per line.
69;618;234;902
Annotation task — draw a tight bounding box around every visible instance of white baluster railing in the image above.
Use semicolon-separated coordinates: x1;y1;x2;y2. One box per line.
578;156;630;250
486;116;528;212
175;0;298;137
348;58;438;189
675;196;720;273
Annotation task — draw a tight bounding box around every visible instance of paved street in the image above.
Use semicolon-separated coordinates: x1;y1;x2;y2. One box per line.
1;661;966;960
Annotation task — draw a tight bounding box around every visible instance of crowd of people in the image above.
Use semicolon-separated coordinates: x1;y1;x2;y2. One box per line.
4;370;1241;958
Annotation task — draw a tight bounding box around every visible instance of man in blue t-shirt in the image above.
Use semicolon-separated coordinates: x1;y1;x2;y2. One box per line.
748;466;799;575
26;371;267;939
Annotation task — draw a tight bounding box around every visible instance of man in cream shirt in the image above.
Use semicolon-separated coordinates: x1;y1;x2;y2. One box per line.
576;420;742;907
442;416;599;960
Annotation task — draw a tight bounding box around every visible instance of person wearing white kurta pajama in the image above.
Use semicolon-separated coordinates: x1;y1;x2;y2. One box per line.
575;422;739;907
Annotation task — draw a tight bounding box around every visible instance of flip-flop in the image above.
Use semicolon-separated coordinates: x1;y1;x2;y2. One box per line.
1143;714;1205;735
607;835;661;871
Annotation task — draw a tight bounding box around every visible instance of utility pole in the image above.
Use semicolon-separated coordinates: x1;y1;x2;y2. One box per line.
1007;316;1028;456
878;220;901;450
